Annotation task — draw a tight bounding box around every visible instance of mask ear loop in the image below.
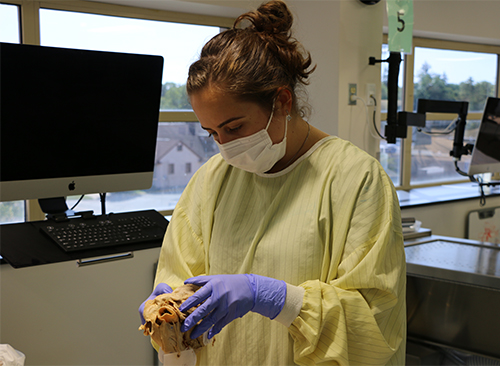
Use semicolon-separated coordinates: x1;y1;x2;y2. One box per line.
279;109;290;144
265;100;277;131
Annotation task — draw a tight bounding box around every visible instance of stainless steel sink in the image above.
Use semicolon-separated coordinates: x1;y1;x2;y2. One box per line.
405;236;500;360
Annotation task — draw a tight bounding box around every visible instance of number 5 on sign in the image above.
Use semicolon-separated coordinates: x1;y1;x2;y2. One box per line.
386;0;413;54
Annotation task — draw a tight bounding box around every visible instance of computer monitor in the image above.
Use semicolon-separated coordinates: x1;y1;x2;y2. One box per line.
0;43;164;203
468;97;500;176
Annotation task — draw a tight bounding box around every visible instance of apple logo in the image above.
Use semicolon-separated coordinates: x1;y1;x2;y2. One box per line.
68;181;76;191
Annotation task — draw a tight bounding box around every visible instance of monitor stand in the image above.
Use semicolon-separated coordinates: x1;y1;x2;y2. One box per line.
38;195;106;222
38;197;75;222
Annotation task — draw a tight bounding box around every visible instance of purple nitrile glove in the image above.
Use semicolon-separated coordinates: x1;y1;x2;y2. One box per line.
179;274;286;339
139;283;173;325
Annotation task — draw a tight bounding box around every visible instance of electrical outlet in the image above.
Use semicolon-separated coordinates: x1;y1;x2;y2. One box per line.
366;83;376;106
348;83;357;105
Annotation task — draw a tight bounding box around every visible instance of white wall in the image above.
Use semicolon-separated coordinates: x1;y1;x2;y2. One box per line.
288;1;341;136
290;0;383;157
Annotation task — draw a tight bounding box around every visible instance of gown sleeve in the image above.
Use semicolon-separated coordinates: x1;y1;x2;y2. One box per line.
289;156;406;366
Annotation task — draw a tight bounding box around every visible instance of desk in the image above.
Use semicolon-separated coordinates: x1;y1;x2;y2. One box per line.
398;182;500;208
0;211;168;365
0;246;162;365
0;210;167;268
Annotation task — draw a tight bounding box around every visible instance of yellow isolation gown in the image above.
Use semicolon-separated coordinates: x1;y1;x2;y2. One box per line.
153;136;406;365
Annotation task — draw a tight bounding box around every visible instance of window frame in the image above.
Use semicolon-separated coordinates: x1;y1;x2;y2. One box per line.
381;35;500;191
3;0;234;220
5;1;500;218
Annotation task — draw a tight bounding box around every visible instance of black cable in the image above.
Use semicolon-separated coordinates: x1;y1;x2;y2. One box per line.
479;186;486;206
455;162;487;206
476;176;486;207
370;95;386;140
70;195;85;210
454;160;470;177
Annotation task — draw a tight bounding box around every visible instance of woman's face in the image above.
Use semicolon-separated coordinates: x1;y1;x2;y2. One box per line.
190;86;286;145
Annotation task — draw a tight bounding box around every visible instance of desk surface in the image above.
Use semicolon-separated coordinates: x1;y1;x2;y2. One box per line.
0;210;168;268
398;182;500;208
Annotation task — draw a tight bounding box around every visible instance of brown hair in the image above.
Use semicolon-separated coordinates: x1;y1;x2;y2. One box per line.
186;0;315;117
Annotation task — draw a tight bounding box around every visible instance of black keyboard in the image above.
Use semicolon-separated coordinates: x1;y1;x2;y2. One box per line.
36;210;168;252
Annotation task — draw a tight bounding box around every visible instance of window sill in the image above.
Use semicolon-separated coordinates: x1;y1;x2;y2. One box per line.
398;182;500;208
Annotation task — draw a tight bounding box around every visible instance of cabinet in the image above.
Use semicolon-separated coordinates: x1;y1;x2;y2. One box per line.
0;247;161;365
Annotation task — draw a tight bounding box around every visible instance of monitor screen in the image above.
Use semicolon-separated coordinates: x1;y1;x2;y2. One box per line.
0;43;163;202
468;97;500;176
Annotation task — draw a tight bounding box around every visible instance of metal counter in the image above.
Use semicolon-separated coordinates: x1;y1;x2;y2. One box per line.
405;235;500;361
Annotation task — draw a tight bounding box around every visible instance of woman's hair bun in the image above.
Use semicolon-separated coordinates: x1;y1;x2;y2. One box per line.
235;0;293;35
187;0;315;118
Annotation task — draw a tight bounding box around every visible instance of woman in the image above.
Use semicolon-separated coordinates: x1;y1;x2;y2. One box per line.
140;1;406;364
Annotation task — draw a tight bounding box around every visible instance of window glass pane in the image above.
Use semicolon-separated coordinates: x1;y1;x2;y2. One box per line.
1;3;24;224
40;10;221;213
411;48;497;185
414;48;497;112
379;44;403;186
40;9;220;111
0;201;25;224
0;3;20;43
66;122;218;213
410;120;476;185
379;138;401;184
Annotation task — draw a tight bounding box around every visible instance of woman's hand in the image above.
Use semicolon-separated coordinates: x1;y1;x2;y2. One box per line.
138;283;173;324
179;274;286;339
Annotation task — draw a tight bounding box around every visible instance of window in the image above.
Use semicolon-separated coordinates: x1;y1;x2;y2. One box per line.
0;1;232;220
380;38;500;189
186;163;192;174
0;3;24;224
39;8;220;112
35;7;226;215
410;47;497;185
0;3;20;44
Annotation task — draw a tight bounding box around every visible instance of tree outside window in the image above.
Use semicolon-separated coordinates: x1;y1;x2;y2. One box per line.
410;47;497;185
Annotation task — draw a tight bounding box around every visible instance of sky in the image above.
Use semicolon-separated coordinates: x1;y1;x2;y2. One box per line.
0;4;219;85
413;47;497;85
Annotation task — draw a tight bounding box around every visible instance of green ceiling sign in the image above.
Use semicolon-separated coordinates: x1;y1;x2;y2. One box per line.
386;0;414;54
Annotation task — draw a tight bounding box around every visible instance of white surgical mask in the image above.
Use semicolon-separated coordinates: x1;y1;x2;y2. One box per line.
216;103;288;174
